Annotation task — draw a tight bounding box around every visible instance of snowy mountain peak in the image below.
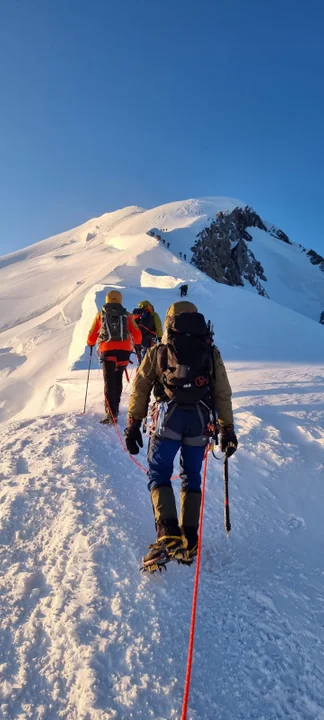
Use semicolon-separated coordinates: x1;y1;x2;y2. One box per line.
3;194;322;324
189;203;324;324
1;193;324;426
1;196;324;720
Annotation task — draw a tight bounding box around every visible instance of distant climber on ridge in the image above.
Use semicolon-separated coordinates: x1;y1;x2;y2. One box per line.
180;284;188;297
87;290;141;424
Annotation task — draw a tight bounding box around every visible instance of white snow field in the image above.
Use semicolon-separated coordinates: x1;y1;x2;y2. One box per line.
0;198;324;719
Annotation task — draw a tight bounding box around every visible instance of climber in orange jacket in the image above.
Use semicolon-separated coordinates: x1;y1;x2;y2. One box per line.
87;290;141;423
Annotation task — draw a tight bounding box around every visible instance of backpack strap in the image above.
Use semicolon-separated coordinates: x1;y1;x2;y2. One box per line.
156;344;168;373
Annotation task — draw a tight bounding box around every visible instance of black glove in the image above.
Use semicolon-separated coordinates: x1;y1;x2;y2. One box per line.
124;418;143;455
220;425;238;458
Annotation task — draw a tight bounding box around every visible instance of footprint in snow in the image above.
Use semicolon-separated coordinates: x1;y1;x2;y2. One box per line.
23;569;49;598
16;456;29;475
288;514;306;531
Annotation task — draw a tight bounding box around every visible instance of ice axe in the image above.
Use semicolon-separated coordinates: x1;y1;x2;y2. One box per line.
223;450;233;534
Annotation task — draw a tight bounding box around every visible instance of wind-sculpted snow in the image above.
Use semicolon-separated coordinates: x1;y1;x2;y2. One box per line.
140;268;185;289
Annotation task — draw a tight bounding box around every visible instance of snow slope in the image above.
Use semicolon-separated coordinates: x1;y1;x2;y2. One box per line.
245;225;324;322
0;198;324;719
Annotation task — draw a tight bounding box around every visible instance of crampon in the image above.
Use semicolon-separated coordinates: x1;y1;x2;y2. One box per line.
140;537;188;574
175;538;198;566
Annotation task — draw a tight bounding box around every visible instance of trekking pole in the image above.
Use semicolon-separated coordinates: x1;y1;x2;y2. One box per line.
82;346;93;414
223;454;231;534
125;368;130;383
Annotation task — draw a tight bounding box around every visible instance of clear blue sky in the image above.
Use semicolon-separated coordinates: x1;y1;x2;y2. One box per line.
1;0;324;255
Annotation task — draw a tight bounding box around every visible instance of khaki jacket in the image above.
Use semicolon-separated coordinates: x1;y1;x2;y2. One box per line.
128;344;234;427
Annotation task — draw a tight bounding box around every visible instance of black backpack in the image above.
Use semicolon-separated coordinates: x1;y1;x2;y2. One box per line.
157;312;214;403
99;303;129;343
138;309;155;338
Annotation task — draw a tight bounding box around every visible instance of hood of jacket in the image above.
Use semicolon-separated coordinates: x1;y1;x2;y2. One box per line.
105;290;123;304
138;300;154;312
162;301;198;342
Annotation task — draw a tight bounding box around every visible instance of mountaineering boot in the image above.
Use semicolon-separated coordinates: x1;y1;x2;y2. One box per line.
177;528;198;566
179;490;201;565
100;412;117;425
141;486;187;572
141;520;187;573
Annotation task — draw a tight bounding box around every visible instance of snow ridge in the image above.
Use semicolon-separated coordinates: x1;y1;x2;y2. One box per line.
1;367;324;719
0;196;324;719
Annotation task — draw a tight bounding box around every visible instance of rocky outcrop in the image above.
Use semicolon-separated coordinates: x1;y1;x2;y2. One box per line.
191;206;269;297
191;204;324;305
307;249;324;272
320;311;324;325
267;225;292;244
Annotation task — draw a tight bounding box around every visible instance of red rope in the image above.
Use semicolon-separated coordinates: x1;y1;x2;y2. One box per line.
107;399;149;474
181;446;210;720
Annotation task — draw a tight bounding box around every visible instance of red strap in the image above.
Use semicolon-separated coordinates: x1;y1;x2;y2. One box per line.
105;357;129;367
139;323;156;336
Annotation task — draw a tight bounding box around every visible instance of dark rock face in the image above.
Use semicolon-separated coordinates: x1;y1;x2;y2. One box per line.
191;206;269;297
307;249;324;272
191;204;324;302
267;226;292;244
190;204;324;313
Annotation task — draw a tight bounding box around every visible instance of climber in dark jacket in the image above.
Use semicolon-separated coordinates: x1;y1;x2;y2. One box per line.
133;300;163;361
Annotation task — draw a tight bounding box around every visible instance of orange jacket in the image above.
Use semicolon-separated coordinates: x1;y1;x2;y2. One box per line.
87;312;142;357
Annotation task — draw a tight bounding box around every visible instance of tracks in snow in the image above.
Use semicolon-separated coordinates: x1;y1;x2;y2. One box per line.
0;366;324;720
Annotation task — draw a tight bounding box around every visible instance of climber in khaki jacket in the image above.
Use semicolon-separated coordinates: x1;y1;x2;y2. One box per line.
124;301;237;572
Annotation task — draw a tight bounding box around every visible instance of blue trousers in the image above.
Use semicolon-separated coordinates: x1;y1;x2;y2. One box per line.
147;404;208;492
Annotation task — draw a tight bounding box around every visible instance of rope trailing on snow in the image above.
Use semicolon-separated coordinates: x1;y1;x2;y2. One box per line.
181;445;210;720
104;393;151;475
